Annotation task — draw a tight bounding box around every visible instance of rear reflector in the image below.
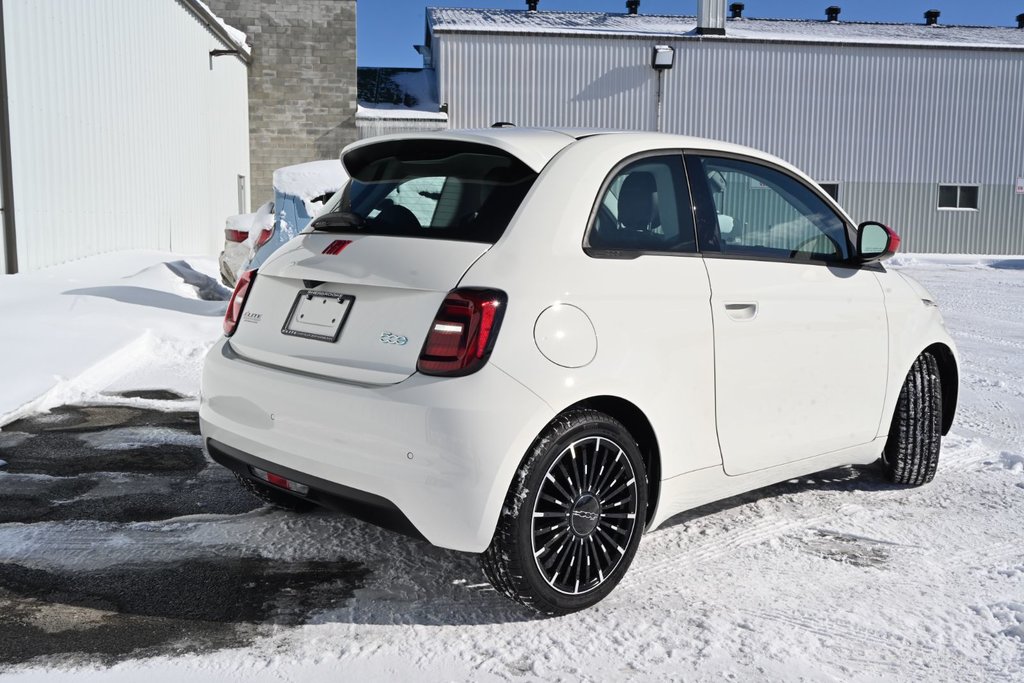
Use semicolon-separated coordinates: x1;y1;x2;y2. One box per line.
417;288;507;377
223;269;256;337
251;466;310;495
322;239;351;255
254;226;274;248
225;229;249;243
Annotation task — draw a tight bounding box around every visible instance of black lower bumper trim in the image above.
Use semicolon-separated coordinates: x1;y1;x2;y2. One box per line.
206;438;427;542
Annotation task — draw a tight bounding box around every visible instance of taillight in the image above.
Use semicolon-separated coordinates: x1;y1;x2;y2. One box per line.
254;226;274;248
224;270;256;337
417;288;507;377
322;239;351;255
225;229;249;243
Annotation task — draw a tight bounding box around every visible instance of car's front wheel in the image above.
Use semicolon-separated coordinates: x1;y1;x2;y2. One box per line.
882;351;943;486
480;409;647;615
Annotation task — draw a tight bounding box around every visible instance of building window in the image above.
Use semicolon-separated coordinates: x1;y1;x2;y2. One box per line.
938;184;979;210
819;183;840;201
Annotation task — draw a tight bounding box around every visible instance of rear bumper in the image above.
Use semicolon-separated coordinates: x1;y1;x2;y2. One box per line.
199;339;554;552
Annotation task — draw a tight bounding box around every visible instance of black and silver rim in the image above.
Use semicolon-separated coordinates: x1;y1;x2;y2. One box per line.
530;436;639;595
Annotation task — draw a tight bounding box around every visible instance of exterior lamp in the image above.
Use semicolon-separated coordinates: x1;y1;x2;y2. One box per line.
651;44;675;70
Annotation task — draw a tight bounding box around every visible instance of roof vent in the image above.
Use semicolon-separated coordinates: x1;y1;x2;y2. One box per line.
626;0;640;15
825;6;841;22
525;0;538;11
1017;13;1024;28
697;0;727;35
729;3;744;19
924;9;941;26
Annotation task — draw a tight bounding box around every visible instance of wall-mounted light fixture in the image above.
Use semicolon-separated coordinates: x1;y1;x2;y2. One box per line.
651;45;674;132
651;44;675;70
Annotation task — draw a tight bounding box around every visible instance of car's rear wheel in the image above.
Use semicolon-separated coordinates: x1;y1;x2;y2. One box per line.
882;351;943;486
234;473;317;512
480;409;647;615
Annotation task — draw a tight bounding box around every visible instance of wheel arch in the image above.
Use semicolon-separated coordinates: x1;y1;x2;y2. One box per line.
563;395;661;530
924;342;958;436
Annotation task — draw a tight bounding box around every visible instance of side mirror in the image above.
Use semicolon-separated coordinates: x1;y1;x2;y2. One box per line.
857;221;900;263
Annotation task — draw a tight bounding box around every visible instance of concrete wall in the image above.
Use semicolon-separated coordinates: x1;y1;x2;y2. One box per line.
206;0;358;204
2;0;250;271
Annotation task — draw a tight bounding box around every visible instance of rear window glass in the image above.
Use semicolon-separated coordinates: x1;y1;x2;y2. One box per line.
319;140;537;243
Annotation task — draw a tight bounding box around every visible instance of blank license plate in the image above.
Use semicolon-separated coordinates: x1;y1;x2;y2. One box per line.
281;290;354;342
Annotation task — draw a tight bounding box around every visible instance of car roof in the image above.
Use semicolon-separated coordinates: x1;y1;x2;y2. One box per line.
341;127;796;176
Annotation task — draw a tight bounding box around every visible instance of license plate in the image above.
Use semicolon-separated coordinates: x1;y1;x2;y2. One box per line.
281;290;354;342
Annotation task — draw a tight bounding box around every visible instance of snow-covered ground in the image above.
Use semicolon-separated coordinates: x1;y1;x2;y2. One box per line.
0;251;1022;681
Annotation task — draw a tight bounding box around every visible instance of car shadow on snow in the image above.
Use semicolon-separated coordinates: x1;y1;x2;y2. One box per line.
657;462;897;531
63;286;226;316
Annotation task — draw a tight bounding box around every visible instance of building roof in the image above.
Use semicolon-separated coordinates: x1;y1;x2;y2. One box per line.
182;0;251;63
427;8;1024;51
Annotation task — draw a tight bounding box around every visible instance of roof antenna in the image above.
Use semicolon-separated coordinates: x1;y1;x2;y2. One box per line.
491;121;516;128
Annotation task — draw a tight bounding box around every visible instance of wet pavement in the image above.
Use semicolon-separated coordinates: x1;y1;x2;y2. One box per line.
0;397;369;667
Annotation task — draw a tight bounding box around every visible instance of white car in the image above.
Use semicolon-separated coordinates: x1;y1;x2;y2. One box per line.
200;129;959;614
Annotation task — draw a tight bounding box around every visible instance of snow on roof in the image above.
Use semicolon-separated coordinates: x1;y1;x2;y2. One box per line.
427;8;1024;51
272;160;348;200
356;68;448;121
186;0;251;59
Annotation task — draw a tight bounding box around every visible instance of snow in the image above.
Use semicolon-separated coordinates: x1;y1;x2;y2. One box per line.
428;9;1024;50
271;160;348;201
192;0;250;55
0;252;226;426
356;104;449;121
1;252;1023;680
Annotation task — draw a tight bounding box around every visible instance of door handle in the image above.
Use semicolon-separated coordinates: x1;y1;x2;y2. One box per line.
724;302;758;321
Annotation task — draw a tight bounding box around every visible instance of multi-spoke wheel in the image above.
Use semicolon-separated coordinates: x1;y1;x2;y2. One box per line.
480;409;648;615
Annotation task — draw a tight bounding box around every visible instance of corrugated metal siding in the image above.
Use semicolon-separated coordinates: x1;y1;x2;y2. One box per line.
437;33;1024;254
437;34;658;131
4;0;250;271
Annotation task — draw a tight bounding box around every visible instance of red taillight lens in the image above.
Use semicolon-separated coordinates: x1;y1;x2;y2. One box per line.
223;270;256;337
225;229;249;243
322;239;351;255
417;288;507;377
254;226;274;248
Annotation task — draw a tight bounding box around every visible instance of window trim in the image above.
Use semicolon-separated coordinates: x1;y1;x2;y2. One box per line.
818;182;840;202
582;150;702;260
682;150;860;268
937;184;980;211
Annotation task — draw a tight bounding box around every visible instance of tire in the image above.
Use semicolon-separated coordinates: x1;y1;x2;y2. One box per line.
480;409;648;615
882;352;943;486
234;473;318;512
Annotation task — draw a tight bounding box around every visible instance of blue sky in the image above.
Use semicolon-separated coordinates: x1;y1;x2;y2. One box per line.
358;1;1024;66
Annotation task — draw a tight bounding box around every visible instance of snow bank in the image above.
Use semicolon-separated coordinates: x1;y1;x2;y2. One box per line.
0;252;226;426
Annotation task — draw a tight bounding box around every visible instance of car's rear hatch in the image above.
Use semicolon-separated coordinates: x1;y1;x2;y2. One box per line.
226;133;572;385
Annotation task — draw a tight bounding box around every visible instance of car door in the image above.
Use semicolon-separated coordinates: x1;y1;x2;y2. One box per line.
685;154;888;476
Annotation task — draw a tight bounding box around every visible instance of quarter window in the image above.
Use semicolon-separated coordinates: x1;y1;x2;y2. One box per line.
938;184;979;210
587;155;696;254
689;156;850;262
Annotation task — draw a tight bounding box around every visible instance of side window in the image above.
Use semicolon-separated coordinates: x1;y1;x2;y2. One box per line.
690;156;850;262
587;155;696;254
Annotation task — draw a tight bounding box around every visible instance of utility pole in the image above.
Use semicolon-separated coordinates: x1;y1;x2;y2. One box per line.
0;0;18;274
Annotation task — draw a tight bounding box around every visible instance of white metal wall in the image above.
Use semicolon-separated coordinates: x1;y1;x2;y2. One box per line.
3;0;250;271
436;33;1024;254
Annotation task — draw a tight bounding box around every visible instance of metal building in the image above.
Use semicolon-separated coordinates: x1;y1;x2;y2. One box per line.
0;0;251;273
420;3;1024;254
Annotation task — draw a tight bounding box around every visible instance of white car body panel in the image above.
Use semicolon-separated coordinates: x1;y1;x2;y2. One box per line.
199;128;959;554
704;258;888;475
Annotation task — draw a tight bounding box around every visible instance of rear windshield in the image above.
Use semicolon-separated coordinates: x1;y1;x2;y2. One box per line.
319;140;537;243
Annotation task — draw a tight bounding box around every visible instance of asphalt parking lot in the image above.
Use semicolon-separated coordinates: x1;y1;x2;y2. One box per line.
0;398;369;667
